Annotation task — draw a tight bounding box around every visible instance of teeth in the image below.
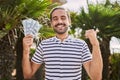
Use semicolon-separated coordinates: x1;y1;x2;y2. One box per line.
57;25;63;27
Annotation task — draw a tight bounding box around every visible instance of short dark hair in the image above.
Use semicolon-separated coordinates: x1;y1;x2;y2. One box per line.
50;6;70;21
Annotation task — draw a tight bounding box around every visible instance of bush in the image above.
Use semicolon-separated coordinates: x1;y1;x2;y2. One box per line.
109;53;120;80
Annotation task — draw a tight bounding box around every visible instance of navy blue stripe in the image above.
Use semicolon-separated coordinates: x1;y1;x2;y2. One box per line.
46;67;80;70
45;78;53;80
43;46;82;50
36;47;43;53
83;55;92;59
43;49;81;53
82;52;90;57
44;53;82;56
31;58;41;63
73;76;81;80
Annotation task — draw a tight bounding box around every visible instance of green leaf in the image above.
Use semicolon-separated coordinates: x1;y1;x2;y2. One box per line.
0;30;7;39
5;23;11;30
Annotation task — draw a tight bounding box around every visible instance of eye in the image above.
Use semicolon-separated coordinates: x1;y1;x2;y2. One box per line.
61;16;66;20
52;16;58;21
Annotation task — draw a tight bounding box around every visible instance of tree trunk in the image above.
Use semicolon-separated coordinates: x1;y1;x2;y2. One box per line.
82;66;89;80
0;33;15;80
82;38;111;80
100;38;111;80
16;32;24;80
34;64;45;80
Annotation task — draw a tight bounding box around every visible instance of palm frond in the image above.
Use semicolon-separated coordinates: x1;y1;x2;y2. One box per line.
0;0;51;39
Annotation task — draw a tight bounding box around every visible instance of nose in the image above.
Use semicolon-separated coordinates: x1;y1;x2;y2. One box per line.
58;18;63;23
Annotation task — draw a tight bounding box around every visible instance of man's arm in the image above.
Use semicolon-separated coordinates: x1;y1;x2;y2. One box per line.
83;29;103;80
22;35;41;79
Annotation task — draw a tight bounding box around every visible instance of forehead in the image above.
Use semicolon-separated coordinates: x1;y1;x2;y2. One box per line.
52;9;67;17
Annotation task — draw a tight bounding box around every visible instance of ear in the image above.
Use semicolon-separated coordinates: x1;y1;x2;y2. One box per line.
68;17;71;25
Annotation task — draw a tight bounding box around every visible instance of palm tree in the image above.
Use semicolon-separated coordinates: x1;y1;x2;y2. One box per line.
109;53;120;80
71;2;120;80
0;0;51;79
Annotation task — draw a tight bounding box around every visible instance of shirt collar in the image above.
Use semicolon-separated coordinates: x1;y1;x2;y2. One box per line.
54;35;72;42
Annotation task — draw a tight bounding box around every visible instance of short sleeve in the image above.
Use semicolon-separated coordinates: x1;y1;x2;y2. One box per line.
82;41;92;63
31;43;43;64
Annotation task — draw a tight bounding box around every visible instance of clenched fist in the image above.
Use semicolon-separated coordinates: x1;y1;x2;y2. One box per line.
85;29;99;46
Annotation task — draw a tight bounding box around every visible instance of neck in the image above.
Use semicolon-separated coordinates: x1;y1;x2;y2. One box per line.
56;33;69;42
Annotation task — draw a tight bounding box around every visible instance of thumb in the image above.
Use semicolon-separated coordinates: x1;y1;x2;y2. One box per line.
95;28;99;33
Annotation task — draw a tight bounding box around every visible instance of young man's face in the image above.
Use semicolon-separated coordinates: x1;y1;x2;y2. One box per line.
51;9;71;34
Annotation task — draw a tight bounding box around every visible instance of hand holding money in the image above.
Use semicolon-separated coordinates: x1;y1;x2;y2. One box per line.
22;18;42;38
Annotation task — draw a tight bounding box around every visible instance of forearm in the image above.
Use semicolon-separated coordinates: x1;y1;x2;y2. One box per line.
90;42;103;80
85;29;103;80
22;50;33;79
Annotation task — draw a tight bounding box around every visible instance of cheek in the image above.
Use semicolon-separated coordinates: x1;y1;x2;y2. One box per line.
66;21;70;26
51;22;54;27
51;21;56;26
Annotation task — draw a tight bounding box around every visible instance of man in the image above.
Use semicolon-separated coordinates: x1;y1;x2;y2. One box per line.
22;7;103;80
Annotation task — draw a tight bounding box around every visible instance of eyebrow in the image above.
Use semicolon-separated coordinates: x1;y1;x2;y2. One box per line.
52;16;57;19
61;15;66;18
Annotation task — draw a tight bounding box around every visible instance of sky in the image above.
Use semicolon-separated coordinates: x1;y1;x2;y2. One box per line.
62;0;120;53
62;0;120;12
62;0;88;12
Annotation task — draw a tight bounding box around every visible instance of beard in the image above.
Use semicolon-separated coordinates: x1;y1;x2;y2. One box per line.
53;27;68;34
53;23;68;34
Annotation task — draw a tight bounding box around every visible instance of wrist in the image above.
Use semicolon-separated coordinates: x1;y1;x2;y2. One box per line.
23;48;30;55
91;39;99;46
92;43;100;48
92;42;99;45
23;47;30;52
23;52;30;59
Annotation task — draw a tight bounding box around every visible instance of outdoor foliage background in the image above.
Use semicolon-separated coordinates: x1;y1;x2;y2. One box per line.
0;0;120;80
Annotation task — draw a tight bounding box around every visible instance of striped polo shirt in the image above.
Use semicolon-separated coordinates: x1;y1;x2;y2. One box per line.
31;36;92;80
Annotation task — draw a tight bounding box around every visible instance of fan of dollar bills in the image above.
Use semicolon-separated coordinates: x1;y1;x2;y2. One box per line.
22;18;42;38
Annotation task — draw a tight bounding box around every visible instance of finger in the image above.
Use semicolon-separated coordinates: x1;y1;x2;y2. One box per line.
96;28;99;33
25;34;33;38
85;30;89;38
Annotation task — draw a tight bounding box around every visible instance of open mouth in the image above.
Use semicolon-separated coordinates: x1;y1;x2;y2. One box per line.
55;23;66;28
